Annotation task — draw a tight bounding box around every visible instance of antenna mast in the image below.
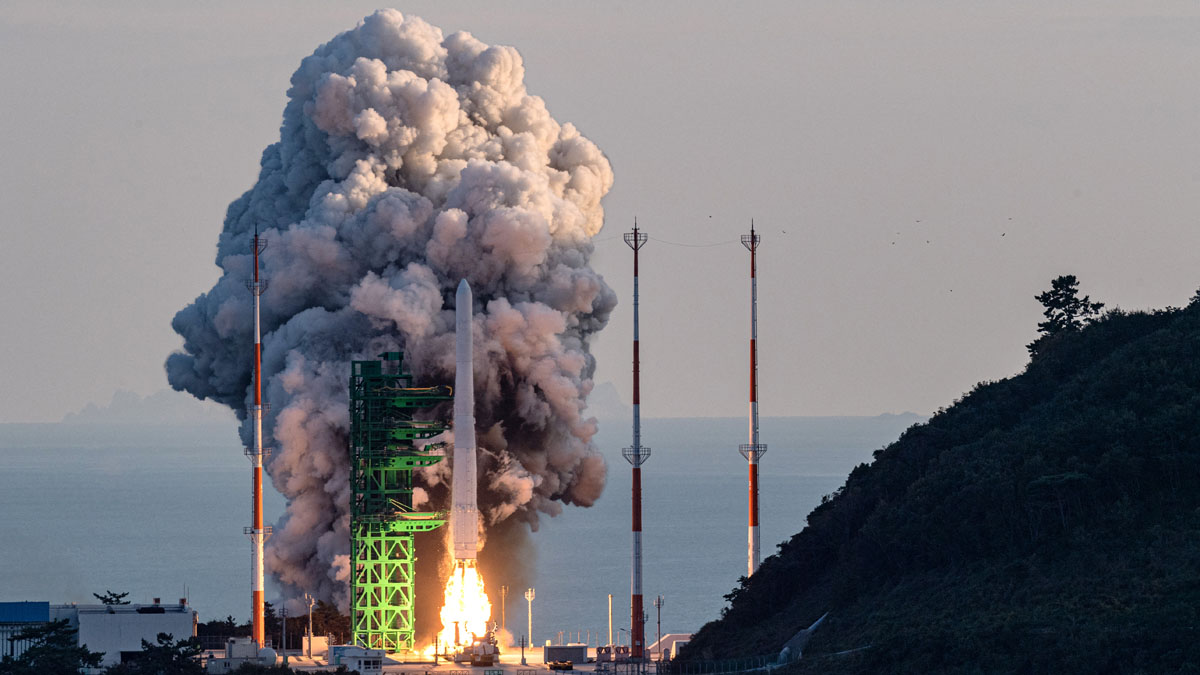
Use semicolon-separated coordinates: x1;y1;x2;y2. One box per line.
245;227;271;647
622;220;649;661
739;221;767;576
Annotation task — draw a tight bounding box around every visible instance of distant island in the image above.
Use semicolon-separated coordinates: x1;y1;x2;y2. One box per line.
680;277;1200;672
61;389;234;426
0;390;235;448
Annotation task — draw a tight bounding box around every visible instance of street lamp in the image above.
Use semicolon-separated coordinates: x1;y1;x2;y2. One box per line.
607;594;613;647
653;596;664;660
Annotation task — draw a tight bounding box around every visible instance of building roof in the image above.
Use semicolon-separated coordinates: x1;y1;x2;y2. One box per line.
69;603;192;615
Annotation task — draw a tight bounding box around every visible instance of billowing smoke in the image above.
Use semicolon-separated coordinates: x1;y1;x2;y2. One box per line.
166;9;615;613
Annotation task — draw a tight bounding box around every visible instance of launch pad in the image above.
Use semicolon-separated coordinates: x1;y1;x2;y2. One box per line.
349;352;452;652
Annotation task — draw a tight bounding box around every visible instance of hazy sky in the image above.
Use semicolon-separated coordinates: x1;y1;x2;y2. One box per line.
1;2;1197;422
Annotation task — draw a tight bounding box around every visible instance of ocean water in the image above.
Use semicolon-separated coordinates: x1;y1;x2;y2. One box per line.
0;415;919;645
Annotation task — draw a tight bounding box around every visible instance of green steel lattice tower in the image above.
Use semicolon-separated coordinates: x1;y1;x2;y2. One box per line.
349;352;451;652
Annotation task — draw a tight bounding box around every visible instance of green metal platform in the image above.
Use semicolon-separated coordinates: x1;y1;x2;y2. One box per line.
349;352;451;652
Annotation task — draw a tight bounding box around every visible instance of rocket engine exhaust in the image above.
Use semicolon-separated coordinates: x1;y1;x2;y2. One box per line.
165;10;617;619
439;279;492;649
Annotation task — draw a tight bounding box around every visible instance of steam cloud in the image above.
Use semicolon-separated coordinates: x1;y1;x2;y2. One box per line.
167;10;616;612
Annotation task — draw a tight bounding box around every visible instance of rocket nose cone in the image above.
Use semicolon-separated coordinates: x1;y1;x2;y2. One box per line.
457;278;471;299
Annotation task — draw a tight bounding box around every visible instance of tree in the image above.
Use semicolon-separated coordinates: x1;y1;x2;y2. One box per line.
94;590;131;606
264;602;279;641
0;619;104;675
197;615;245;641
1027;275;1105;356
103;633;202;675
309;600;350;645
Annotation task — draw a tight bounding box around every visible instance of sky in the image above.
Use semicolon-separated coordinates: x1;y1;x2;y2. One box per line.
1;1;1197;423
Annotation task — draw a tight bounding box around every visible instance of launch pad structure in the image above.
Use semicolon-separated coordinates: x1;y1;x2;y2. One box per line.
349;352;451;652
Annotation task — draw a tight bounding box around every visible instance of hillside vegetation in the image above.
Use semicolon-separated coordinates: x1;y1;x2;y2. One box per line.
681;284;1200;673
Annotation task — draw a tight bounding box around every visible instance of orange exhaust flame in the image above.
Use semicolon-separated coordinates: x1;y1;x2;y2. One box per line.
439;559;492;650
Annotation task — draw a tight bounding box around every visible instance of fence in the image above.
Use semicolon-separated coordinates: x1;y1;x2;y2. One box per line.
0;623;43;660
667;654;795;675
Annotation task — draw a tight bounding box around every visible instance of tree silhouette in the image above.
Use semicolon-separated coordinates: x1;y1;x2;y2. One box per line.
0;619;103;674
93;590;131;606
102;633;203;675
1027;275;1105;356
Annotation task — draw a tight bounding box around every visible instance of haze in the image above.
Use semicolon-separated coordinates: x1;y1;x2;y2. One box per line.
1;1;1197;422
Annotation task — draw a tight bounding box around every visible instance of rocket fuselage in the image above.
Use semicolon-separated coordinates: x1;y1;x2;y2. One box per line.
452;279;479;561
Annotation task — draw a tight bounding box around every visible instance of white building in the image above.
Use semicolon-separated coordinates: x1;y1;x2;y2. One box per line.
0;599;197;669
648;633;693;660
205;637;277;673
330;645;384;674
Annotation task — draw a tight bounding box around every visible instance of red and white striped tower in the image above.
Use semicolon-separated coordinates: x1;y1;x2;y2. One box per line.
245;228;269;647
739;221;767;577
622;221;649;661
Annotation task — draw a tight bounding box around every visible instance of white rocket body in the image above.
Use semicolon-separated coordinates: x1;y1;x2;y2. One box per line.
453;279;479;561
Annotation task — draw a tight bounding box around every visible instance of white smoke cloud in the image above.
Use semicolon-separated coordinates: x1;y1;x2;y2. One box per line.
166;9;615;611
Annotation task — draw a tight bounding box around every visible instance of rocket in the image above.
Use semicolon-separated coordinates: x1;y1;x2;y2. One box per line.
452;279;478;561
445;279;490;648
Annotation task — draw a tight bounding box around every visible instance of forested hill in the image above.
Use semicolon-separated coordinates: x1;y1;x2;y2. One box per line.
680;297;1200;673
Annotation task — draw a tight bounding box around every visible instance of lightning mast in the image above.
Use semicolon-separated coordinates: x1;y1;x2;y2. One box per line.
622;221;649;661
739;222;767;576
245;227;271;647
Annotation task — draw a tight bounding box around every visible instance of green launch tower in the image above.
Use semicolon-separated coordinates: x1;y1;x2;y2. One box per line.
349;352;451;652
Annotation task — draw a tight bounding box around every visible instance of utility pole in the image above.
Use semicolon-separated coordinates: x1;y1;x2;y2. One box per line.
281;606;288;667
304;594;315;659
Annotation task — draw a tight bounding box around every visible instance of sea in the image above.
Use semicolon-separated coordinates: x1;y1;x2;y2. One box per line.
0;414;920;646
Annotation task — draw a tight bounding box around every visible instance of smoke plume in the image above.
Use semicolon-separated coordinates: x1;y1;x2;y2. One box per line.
166;10;615;613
